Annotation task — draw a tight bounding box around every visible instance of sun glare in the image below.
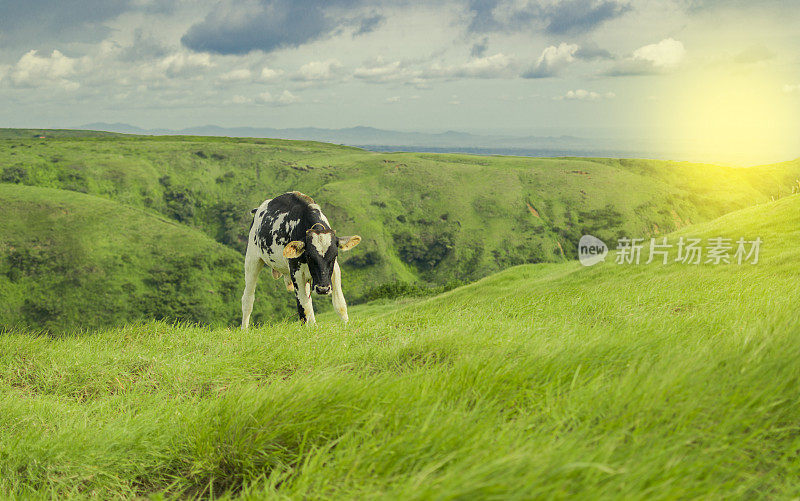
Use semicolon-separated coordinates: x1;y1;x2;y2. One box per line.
661;68;798;165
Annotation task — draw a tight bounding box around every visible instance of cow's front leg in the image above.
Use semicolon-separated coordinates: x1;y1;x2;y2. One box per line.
292;267;315;325
241;255;264;330
331;259;348;323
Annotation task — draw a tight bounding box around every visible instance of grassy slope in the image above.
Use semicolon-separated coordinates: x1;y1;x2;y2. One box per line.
1;195;798;498
3;131;799;299
0;185;296;331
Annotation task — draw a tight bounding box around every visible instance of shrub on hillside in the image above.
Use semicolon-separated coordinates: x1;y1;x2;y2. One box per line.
212;201;249;253
164;188;196;223
394;229;455;271
1;166;29;184
491;240;548;269
345;250;381;268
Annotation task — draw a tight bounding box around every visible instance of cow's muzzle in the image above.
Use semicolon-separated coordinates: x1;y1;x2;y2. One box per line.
314;285;332;295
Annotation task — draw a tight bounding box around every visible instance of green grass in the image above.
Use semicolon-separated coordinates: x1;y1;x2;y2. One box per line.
1;194;798;499
0;185;295;331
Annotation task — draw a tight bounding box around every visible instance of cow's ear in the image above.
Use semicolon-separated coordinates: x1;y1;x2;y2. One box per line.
283;241;305;258
338;235;361;251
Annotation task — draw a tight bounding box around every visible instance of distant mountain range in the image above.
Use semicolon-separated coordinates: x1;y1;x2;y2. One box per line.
73;122;658;159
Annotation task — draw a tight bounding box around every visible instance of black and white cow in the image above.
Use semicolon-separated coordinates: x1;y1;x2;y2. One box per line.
241;191;361;328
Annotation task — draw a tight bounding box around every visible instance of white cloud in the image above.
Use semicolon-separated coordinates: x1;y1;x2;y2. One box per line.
354;58;417;83
523;43;578;78
257;66;283;82
557;89;616;100
293;59;343;82
606;38;685;76
783;83;800;95
355;53;515;84
276;90;300;104
159;52;213;78
632;38;685;69
257;90;300;105
446;53;515;78
219;68;252;83
8;49;80;89
231;94;252;104
60;80;81;91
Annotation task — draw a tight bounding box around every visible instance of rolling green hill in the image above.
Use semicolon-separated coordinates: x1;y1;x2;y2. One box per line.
0;194;797;498
0;184;295;332
2;130;799;301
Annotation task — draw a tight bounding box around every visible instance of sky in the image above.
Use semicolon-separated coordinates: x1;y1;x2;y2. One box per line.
1;0;799;164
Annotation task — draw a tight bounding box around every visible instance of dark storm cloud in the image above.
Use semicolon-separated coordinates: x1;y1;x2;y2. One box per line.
470;37;490;57
574;43;614;60
354;13;386;36
544;0;630;35
0;0;128;47
0;0;179;48
466;0;504;32
181;0;378;55
467;0;630;36
117;29;170;62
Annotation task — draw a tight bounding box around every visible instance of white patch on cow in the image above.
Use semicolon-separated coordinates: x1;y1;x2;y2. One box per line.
294;264;316;325
311;232;332;256
250;209;293;274
261;235;290;273
240;254;264;330
299;263;312;285
331;259;348;323
271;213;287;234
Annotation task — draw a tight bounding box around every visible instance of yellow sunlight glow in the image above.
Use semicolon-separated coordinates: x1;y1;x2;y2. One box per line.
661;68;797;166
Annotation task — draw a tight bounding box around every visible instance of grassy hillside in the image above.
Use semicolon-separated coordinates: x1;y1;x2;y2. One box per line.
3;130;799;299
0;185;295;332
0;194;797;498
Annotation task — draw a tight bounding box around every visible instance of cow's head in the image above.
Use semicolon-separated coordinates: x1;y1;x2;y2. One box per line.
283;229;361;295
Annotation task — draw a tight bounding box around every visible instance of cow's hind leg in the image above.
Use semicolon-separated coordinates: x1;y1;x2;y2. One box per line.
331;259;349;323
241;256;264;330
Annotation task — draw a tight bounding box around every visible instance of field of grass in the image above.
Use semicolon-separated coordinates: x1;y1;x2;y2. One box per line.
1;194;797;499
2;129;799;332
0;185;294;331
